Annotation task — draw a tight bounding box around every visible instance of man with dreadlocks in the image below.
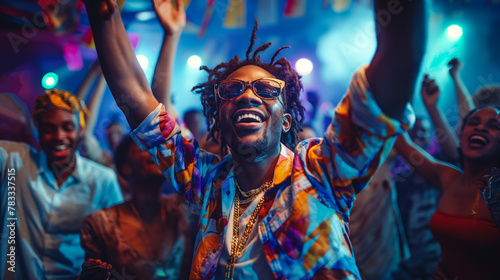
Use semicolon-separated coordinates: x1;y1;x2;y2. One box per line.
0;89;123;280
84;0;426;278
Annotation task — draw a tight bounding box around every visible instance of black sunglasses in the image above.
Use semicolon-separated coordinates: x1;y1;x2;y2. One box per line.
215;78;285;101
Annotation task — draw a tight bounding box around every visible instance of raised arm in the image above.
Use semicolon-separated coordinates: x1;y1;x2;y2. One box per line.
448;58;474;121
394;132;459;189
366;0;427;120
76;61;102;100
151;0;185;120
80;73;112;166
85;74;107;136
421;74;460;160
83;0;159;129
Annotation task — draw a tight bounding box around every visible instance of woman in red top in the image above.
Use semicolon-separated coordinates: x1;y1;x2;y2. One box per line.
395;77;500;279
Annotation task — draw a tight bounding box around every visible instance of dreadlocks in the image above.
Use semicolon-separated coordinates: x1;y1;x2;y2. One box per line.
192;20;305;155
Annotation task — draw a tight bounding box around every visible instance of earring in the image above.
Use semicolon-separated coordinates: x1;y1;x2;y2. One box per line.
282;118;290;133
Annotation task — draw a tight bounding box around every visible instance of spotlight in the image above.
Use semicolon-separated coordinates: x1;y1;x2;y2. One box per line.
446;25;463;41
187;55;202;69
295;58;313;75
41;72;59;89
136;11;156;21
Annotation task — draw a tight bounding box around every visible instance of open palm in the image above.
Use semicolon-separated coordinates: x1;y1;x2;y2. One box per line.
153;0;186;35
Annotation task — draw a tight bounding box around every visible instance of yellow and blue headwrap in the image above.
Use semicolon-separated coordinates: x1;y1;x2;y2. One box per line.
33;89;89;129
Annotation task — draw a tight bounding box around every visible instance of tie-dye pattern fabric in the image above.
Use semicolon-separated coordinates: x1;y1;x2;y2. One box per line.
131;66;414;280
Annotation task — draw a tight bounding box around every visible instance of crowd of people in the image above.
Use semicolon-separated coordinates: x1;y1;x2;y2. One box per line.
1;0;499;279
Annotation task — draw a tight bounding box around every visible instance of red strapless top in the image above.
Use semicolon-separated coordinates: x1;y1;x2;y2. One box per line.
429;210;500;279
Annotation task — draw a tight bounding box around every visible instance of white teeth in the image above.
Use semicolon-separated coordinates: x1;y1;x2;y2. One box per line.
236;113;262;123
53;145;67;151
469;135;487;144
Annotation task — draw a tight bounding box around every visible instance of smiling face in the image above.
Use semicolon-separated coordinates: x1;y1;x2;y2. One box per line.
460;107;500;163
37;109;82;169
217;65;291;161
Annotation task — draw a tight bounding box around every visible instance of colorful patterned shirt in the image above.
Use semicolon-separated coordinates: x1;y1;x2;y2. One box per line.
131;66;414;280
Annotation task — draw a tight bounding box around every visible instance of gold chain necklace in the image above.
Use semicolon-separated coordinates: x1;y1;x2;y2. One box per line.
224;182;273;280
235;179;273;198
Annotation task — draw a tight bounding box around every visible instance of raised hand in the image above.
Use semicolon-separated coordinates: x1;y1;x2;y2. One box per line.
448;58;463;79
80;258;112;280
152;0;186;36
421;74;440;108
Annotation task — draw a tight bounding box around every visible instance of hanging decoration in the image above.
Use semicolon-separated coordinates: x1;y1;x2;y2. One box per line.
224;0;246;28
37;0;83;34
284;0;306;18
197;0;216;37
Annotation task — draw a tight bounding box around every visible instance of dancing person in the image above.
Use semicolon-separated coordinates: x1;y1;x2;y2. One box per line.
0;89;122;280
349;147;410;280
392;115;442;279
395;84;500;278
433;58;500;162
80;136;193;280
84;0;426;278
448;58;500;117
80;4;194;278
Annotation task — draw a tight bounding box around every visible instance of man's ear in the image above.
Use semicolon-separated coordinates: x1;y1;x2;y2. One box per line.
282;113;292;133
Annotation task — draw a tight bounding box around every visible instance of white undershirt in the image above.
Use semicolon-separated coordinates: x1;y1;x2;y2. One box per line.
214;192;275;280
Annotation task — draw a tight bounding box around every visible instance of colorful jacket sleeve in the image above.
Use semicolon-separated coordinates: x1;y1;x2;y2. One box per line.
295;65;414;216
130;105;220;211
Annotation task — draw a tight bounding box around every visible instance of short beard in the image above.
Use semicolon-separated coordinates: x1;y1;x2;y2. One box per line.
232;136;268;163
222;115;282;163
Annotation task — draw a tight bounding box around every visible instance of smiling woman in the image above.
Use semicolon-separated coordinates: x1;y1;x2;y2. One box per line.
459;105;500;165
394;104;500;279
